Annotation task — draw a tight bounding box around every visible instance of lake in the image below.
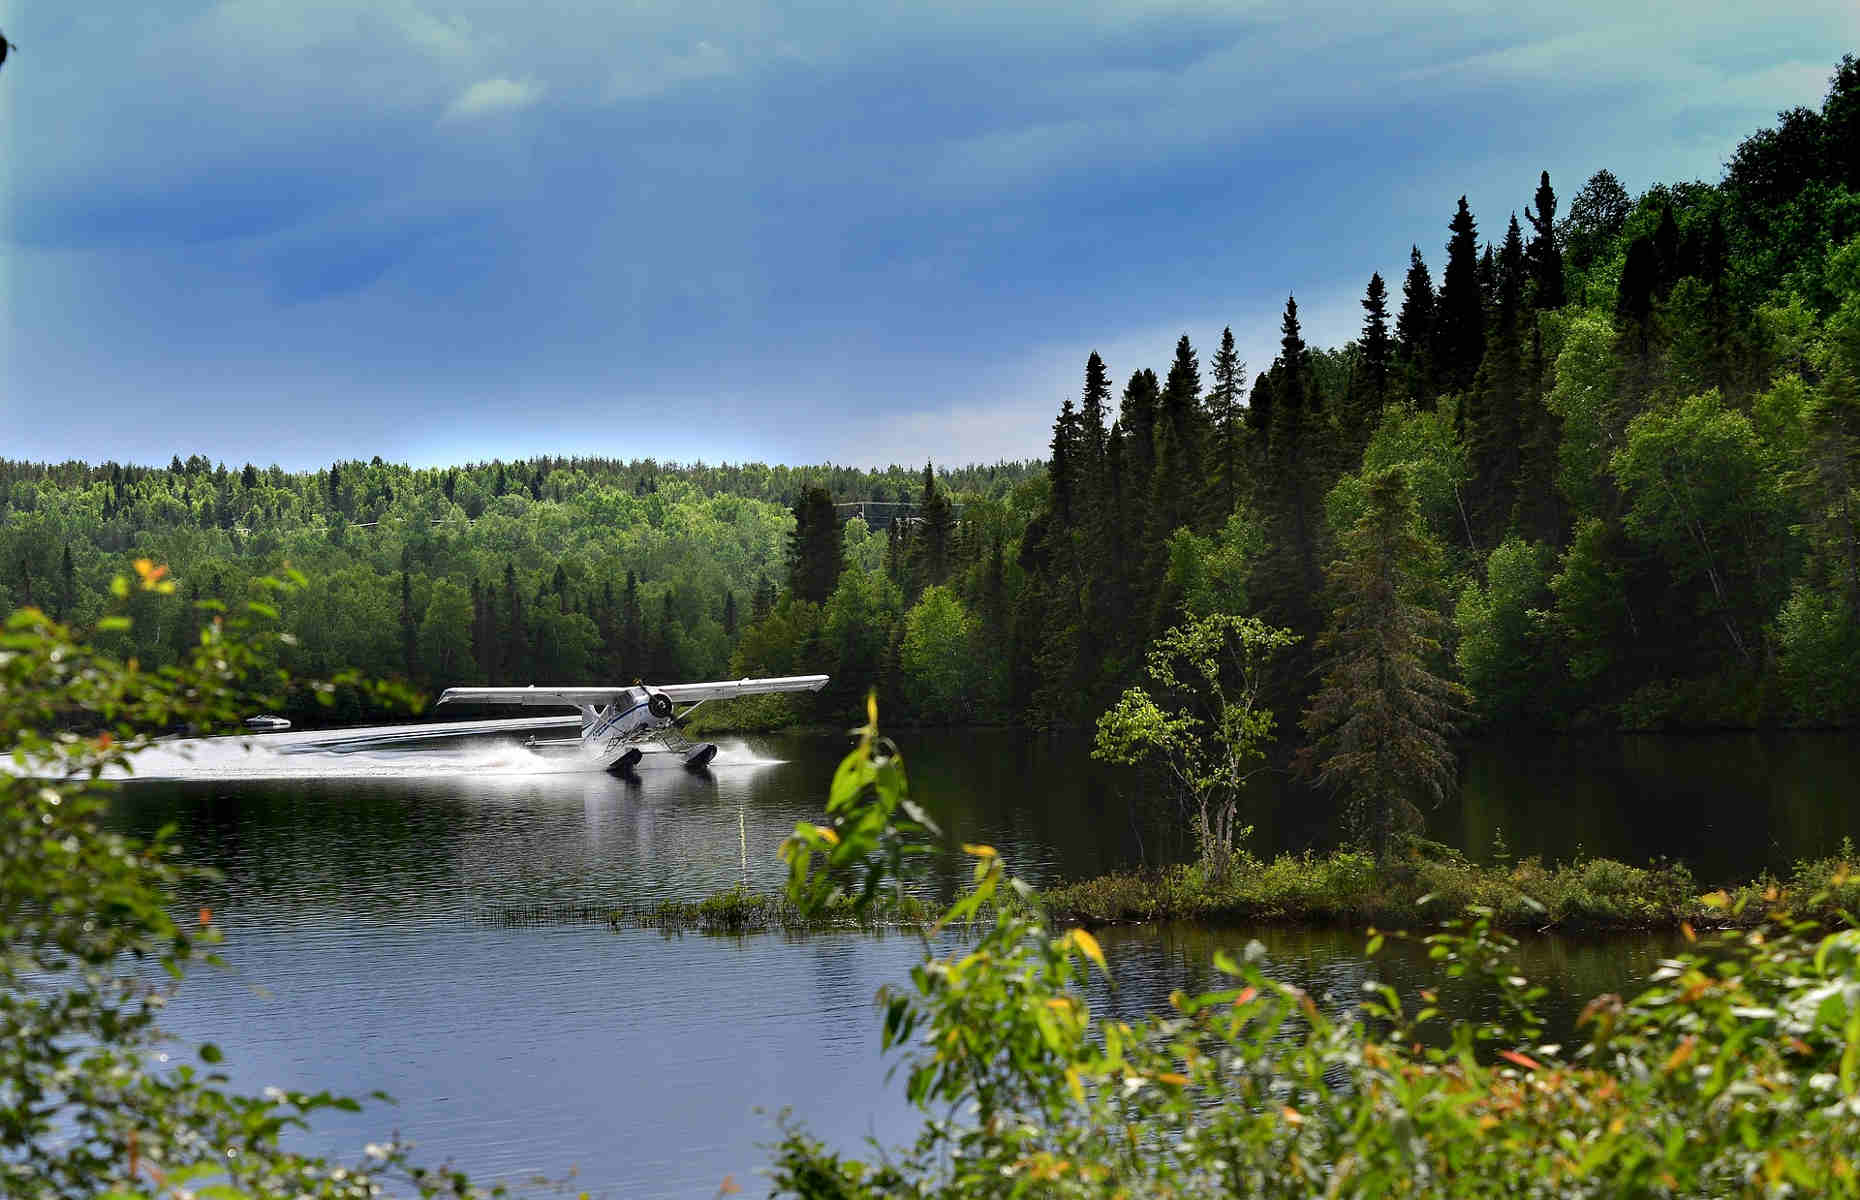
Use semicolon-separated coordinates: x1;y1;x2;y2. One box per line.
105;728;1860;1196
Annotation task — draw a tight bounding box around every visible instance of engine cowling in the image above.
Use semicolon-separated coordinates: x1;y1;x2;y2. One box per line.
647;691;674;719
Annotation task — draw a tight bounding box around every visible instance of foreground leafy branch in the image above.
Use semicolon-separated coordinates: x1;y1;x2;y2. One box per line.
1;574;495;1200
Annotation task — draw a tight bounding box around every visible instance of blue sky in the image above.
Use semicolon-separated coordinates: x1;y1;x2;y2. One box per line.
2;2;1855;470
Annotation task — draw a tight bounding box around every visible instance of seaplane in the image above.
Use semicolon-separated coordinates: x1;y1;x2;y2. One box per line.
433;675;830;773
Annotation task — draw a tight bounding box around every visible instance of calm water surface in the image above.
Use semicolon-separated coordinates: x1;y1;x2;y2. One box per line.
105;729;1860;1196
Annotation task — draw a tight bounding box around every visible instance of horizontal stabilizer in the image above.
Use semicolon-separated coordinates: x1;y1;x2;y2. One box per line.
435;675;829;709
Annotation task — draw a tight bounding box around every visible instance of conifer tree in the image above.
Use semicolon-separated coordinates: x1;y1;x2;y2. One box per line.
1078;352;1112;506
1099;423;1135;663
1395;246;1438;404
1119;369;1159;507
57;546;75;622
1344;273;1393;458
1463;216;1527;545
910;465;956;595
723;590;738;638
1303;468;1468;858
502;562;527;682
622;570;647;674
1515;320;1566;545
470;578;493;681
1435;197;1486;393
1614;235;1662;412
787;485;844;604
1205;328;1248;520
1158;335;1205;517
1652;203;1681;299
1477;243;1499;315
650;592;680;680
1048;397;1081;530
1256;297;1326;635
1524;171;1567;309
597;580;620;674
400;552;418;680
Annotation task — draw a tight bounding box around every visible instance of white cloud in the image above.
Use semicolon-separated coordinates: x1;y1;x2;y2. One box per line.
444;77;545;120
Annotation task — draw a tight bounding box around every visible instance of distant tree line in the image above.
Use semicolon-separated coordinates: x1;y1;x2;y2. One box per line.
0;455;1038;723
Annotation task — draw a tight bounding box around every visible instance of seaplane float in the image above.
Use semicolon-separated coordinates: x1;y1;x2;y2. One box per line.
434;675;830;773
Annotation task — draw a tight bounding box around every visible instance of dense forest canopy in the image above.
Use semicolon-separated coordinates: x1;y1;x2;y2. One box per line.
6;54;1859;735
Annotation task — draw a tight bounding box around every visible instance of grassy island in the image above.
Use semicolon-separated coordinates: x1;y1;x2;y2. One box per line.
640;844;1860;937
1039;842;1860;933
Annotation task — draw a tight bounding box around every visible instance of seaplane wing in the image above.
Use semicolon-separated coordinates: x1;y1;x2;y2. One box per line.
433;675;829;708
432;674;830;774
235;714;583;754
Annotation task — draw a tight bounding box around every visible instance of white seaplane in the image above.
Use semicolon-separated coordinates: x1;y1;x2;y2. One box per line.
434;675;830;773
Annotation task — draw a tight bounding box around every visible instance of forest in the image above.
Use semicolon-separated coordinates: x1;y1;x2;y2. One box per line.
4;55;1858;734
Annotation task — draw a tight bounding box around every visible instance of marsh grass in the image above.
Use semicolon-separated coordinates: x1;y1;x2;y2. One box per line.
1041;840;1860;932
618;886;939;934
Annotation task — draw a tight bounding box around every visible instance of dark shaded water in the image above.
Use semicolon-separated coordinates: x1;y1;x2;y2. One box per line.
103;729;1859;1196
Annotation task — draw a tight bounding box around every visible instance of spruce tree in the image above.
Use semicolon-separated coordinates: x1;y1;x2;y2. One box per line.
400;554;418;680
622;570;647;674
1652;203;1681;299
1344;273;1392;458
1048;397;1081;530
722;590;738;639
469;578;490;680
57;546;75;622
910;465;956;595
1302;468;1468;858
787;485;845;604
1119;368;1159;507
1524;171;1567;309
1078;352;1112;507
1206;328;1248;520
1395;246;1438;404
1516;319;1566;545
1256;297;1326;636
1463;216;1527;546
502;562;527;682
1435;197;1486;393
650;592;680;680
1158;336;1205;518
1614;235;1661;412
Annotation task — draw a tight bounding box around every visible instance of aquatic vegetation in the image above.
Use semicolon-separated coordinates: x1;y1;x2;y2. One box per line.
621;887;936;934
1042;845;1860;933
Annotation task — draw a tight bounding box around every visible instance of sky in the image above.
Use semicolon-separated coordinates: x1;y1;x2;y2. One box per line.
1;2;1856;471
